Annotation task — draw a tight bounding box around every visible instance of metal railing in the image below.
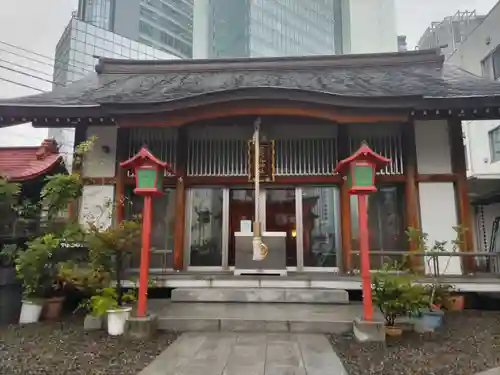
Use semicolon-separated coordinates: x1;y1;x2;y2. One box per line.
350;250;500;277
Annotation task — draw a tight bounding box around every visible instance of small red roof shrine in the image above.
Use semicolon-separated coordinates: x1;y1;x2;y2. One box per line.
334;142;391;195
0;139;62;181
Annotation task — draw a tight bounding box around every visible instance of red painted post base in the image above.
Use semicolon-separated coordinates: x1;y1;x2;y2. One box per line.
357;194;374;321
136;195;152;318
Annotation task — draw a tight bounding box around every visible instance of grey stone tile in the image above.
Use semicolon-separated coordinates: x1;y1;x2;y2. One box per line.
290;321;352;334
265;366;307;375
158;318;220;332
265;333;297;343
285;289;349;304
220;319;289;332
138;333;208;375
236;333;268;344
266;342;303;368
297;334;348;375
140;332;348;375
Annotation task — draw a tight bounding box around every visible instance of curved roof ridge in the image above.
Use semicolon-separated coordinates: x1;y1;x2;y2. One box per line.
95;48;444;75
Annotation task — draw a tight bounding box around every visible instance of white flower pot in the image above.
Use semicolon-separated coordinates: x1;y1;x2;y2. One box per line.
19;300;43;324
106;307;132;336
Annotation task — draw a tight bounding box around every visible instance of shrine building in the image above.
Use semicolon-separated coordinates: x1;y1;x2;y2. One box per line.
1;48;500;286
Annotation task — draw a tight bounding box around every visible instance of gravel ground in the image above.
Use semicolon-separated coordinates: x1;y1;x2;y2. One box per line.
330;310;500;375
0;316;177;375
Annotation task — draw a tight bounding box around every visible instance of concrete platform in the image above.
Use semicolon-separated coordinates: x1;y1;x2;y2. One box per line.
150;300;372;333
138;332;348;375
171;288;349;304
125;270;500;293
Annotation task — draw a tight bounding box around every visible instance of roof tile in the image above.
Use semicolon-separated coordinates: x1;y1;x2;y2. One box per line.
0;139;63;181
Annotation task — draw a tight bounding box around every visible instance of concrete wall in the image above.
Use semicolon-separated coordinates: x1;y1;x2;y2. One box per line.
414;120;461;275
79;126;118;229
448;2;500;76
463;120;500;178
346;0;397;54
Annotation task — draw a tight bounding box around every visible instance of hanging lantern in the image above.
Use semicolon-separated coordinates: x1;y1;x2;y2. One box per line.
120;147;172;197
334;142;390;195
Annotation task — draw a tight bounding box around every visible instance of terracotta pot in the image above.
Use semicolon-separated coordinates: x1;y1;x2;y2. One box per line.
385;325;403;337
444;295;465;311
42;296;66;320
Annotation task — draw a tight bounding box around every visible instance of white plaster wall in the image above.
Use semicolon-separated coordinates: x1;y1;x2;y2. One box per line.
346;0;398;54
419;182;462;275
463;120;500;178
414;120;452;174
78;185;115;230
448;2;500;77
82;126;118;178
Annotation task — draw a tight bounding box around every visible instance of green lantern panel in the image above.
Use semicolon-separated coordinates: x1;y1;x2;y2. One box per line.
349;164;374;188
137;168;158;189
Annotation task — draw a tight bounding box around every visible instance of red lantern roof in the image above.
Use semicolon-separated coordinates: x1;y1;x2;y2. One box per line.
120;146;173;173
334;142;390;175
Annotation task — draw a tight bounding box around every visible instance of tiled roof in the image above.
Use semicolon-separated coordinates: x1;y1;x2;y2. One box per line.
0;48;500;125
0;139;63;181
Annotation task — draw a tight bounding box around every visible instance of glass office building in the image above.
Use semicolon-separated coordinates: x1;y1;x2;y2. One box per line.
77;0;193;58
51;17;178;168
194;0;343;58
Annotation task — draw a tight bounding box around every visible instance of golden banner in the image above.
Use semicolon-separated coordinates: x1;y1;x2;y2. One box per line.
247;140;275;182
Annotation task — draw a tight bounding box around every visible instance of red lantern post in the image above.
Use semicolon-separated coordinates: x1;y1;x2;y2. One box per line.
334;143;390;321
120;147;171;318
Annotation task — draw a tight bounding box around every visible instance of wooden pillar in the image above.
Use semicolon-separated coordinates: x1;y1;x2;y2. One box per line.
449;119;474;272
173;127;187;271
338;126;352;272
402;122;421;271
68;125;88;220
114;128;128;224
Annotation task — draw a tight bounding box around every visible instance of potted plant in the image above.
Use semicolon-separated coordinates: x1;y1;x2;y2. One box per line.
84;287;137;335
416;293;445;331
59;260;111;330
0;243;22;324
87;219;141;307
14;234;63;323
372;267;428;337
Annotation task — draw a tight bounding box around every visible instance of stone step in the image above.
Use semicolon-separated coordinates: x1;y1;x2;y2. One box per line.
152;301;358;334
170;287;349;304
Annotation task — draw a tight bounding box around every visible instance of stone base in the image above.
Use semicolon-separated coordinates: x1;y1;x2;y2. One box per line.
171;288;349;304
83;314;103;331
353;318;386;343
125;314;158;340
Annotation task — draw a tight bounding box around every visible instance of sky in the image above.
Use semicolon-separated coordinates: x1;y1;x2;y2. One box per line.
0;0;498;147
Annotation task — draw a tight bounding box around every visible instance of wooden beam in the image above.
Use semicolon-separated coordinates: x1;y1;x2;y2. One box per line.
416;174;458;182
83;177;117;185
173;127;187;270
337;126;352;272
403;122;421;271
83;174;420;186
449;119;474;272
114;128;129;224
119;102;409;128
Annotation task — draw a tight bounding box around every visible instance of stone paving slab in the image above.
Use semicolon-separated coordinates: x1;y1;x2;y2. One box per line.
171;288;349;304
138;332;348;375
152;301;369;333
476;369;500;375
